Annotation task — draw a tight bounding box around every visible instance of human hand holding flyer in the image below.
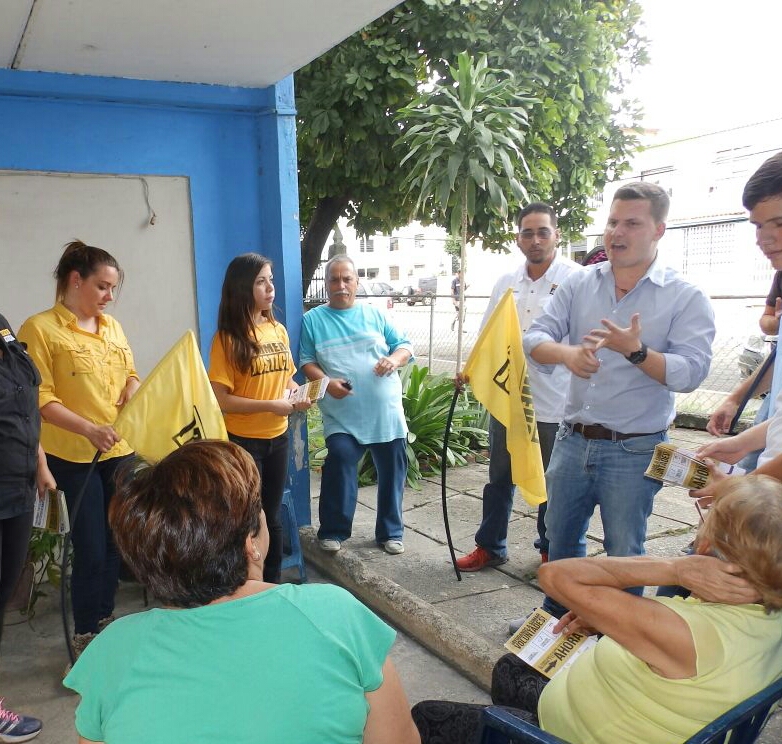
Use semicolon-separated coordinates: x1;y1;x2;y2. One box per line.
504;608;598;679
644;443;745;490
33;488;70;534
285;377;329;405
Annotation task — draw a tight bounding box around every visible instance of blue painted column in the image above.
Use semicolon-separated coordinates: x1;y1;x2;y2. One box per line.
257;75;311;526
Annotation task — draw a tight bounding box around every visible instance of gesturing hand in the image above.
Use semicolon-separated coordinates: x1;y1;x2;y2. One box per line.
561;345;600;379
583;313;642;356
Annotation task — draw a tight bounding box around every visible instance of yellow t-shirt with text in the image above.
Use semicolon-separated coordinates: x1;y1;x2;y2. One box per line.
208;322;295;439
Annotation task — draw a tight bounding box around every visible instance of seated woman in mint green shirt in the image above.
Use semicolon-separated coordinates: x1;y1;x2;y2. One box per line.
413;474;782;744
64;440;420;744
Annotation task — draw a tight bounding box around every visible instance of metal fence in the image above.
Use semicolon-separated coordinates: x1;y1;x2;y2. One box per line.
390;293;770;423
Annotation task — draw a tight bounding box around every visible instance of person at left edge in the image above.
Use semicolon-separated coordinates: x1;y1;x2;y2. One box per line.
0;313;54;742
300;254;413;556
209;253;312;584
18;240;140;664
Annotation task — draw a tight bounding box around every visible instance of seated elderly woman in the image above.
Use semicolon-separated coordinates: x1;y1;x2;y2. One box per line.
64;440;420;744
414;474;782;744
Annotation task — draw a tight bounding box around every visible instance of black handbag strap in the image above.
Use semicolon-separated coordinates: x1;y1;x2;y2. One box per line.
729;344;777;434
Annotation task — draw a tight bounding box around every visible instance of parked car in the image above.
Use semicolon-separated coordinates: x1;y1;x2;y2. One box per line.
404;276;438;306
356;281;394;313
367;281;396;296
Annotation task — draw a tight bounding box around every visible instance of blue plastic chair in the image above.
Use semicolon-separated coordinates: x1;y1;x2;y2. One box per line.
477;676;782;744
279;488;307;583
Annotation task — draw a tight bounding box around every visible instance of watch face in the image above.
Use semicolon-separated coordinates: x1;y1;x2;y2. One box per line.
628;344;648;364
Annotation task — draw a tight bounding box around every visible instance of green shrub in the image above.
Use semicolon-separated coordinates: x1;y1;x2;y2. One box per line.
307;364;488;489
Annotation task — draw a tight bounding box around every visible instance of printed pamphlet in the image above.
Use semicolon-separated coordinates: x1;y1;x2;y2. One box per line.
504;608;598;679
32;488;70;534
285;377;330;404
645;443;745;490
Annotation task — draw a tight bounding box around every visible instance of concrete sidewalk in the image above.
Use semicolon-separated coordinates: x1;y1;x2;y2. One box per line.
303;425;782;742
3;424;780;742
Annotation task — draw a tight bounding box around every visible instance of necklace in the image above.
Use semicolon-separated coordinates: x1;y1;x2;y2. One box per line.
616;286;631;294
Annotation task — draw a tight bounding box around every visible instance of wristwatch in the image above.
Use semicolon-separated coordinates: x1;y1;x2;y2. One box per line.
625;342;648;365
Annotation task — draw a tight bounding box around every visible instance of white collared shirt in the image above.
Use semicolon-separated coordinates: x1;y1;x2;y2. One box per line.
481;254;584;422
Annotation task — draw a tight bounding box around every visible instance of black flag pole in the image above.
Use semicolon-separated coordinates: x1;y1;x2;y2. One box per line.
441;384;462;581
60;449;101;665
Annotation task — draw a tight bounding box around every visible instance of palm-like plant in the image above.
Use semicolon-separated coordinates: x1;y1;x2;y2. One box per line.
396;51;533;367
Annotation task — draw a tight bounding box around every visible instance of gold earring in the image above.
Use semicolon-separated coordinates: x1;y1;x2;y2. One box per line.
253;551;261;561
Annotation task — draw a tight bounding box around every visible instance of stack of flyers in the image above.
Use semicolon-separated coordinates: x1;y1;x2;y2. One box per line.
645;443;744;490
33;489;70;534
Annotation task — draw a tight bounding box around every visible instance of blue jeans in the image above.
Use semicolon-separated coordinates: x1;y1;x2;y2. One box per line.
228;432;289;584
48;453;131;635
541;425;665;616
475;417;557;558
318;433;407;544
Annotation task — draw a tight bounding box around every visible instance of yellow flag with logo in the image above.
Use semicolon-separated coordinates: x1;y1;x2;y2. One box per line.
463;289;546;505
114;330;227;463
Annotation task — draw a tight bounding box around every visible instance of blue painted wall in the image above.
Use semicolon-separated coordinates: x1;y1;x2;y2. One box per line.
0;69;311;523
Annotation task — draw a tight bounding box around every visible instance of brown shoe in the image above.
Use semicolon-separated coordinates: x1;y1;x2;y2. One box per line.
97;615;116;632
63;632;97;677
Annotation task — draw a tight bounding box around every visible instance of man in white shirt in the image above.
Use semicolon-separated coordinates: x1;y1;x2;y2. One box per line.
456;203;583;572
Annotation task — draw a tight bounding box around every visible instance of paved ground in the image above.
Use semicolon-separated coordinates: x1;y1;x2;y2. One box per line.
2;424;780;742
0;567;488;742
303;425;782;742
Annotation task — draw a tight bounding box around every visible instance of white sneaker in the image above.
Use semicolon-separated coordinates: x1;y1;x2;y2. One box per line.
381;540;405;555
318;539;341;552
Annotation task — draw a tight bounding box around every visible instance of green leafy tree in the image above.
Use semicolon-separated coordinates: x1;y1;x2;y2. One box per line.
396;51;531;364
296;0;647;290
444;234;461;273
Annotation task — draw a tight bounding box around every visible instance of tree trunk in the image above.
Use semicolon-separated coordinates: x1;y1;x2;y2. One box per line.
300;195;350;295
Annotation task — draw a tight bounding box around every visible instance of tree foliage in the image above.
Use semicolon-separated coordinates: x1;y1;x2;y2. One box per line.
397;51;532;364
296;0;647;286
397;52;532;245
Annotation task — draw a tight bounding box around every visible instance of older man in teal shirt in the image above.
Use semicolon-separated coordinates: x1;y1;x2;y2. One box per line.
300;255;413;555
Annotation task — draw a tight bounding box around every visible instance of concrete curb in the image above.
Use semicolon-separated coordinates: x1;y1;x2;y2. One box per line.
300;526;501;692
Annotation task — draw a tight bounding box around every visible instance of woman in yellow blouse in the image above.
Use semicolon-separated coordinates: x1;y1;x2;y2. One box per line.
209;254;310;583
19;240;140;660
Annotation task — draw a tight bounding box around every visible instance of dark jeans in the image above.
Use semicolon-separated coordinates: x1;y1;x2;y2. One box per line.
412;654;546;744
476;418;558;557
0;509;35;647
48;453;131;635
318;434;406;544
228;432;289;583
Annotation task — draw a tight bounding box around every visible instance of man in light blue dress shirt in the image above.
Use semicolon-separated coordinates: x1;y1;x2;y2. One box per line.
524;182;715;617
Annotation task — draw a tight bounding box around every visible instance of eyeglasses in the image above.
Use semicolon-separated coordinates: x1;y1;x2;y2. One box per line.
519;228;553;241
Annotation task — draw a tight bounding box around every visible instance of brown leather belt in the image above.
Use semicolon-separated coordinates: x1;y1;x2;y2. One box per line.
571;423;654;442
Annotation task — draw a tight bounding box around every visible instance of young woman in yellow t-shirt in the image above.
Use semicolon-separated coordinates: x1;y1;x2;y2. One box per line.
209;254;311;583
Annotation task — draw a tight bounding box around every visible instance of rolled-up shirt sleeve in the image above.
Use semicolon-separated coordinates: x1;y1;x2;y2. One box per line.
661;287;715;392
384;317;414;362
299;314;317;367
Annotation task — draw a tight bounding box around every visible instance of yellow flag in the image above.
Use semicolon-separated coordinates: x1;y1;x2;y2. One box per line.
114;330;227;463
463;289;546;505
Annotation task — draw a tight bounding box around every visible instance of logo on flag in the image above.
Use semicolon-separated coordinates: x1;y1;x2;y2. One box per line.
463;289;545;505
114;330;227;463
